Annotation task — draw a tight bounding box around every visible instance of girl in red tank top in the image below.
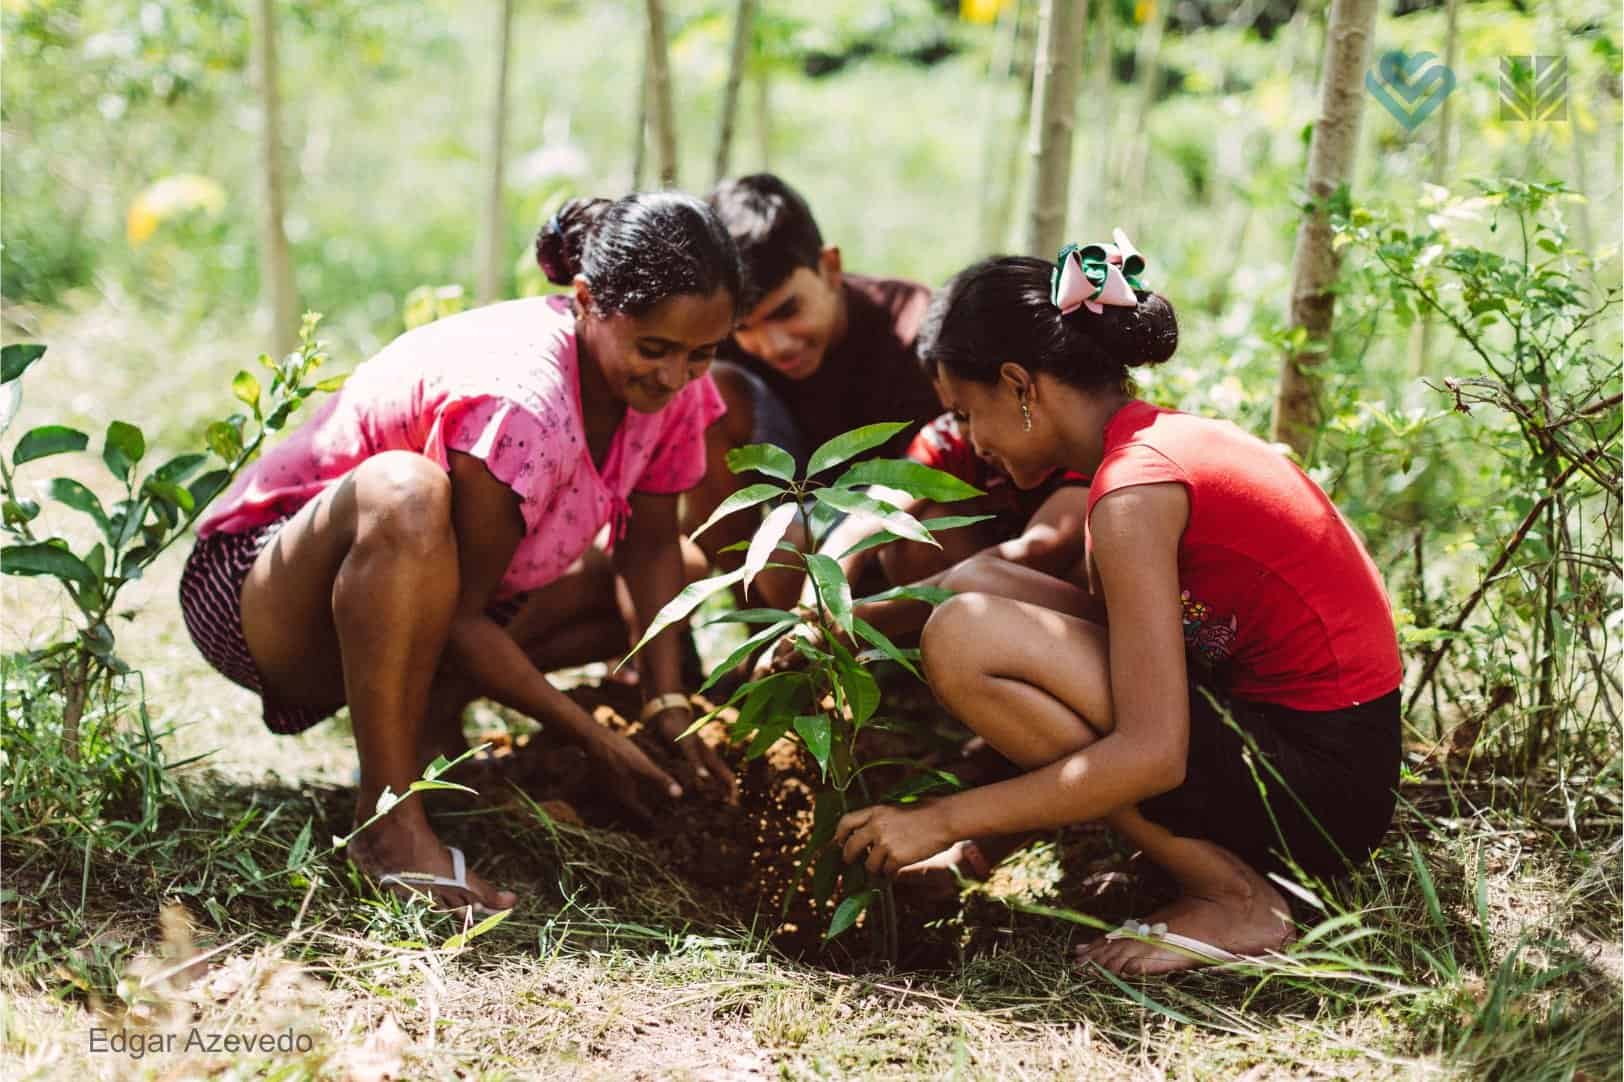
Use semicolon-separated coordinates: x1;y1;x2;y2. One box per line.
831;238;1402;976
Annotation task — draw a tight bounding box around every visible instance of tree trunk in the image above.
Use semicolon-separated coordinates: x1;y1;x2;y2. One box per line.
1271;0;1378;457
644;0;679;187
1024;0;1089;259
633;30;651;189
476;0;517;306
753;65;772;170
1410;0;1459;380
975;0;1023;251
249;0;298;359
984;1;1037;253
714;0;756;184
1117;0;1170;235
1078;0;1113;230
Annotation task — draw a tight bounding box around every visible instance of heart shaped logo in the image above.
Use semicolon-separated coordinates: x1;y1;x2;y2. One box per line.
1366;50;1458;132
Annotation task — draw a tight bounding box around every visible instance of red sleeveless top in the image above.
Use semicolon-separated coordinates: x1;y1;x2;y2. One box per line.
1086;401;1402;711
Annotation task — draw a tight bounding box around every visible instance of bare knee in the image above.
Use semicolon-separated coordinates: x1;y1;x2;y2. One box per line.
352;452;454;561
921;593;988;705
938;554;1004;596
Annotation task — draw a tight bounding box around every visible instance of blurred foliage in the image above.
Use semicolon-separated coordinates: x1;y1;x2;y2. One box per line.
1;0;1619;761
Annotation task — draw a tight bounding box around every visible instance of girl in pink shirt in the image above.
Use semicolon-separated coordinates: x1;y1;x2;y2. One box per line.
180;192;741;913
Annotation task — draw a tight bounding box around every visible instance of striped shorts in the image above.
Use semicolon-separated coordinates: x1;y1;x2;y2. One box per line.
179;520;532;736
178;518;337;734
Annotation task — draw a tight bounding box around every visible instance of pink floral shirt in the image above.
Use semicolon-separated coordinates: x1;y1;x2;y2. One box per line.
199;295;726;598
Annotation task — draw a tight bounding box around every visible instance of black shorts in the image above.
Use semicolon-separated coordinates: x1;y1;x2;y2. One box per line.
1138;685;1402;880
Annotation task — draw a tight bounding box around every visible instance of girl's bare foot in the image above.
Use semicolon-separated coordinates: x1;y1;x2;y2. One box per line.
347;814;517;913
1074;866;1293;976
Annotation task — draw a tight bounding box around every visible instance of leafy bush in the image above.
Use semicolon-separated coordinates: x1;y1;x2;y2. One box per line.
0;315;342;761
626;422;987;954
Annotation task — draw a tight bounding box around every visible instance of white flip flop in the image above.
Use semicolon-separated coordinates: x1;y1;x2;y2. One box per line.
1102;919;1247;965
377;846;508;916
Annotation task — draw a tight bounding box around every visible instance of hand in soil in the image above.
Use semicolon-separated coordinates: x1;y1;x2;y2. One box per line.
653;708;738;804
582;726;683;828
835;800;957;878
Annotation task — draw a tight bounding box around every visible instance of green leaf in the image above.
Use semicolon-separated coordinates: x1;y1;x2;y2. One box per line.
233;370;262;416
793;714;833;776
831;458;985;503
805;422;911;478
13;425;88;466
825;889;876;940
44;478;109;532
1;344;46;384
152;453;208;485
836;661;880;726
811;847;842;907
725;442;797;483
313;373;350;392
142;478;196;515
812;487;939;547
744;503;799;596
81;618;115;658
188;469;232;507
688;483;784;541
441;907;513;950
835;513;999;561
698;618;797;695
851;617;922;679
285;820;314;873
736;672;804;734
883;769;963;803
102;421;146;481
3;498;41;527
205;420;244;463
744;716;793;759
2;541;99;589
804;553;854;635
621;567;746;663
808;788;847;851
701;607;798;627
854;584;955;607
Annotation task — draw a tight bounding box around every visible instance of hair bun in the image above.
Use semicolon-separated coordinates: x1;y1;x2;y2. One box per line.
1120;292;1179;368
535;197;613;285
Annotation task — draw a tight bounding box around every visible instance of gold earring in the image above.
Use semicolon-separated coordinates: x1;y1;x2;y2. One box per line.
1020;397;1033;432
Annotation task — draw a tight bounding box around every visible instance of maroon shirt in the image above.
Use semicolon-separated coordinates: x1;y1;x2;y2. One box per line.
726;275;942;464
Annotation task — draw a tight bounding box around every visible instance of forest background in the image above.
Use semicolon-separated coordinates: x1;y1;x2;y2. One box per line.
2;0;1621;1078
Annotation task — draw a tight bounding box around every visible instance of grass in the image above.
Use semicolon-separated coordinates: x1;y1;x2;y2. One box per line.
2;514;1619;1079
3;257;1620;1081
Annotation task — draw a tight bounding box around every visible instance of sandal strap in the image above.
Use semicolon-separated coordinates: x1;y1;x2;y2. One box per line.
377;846;472;891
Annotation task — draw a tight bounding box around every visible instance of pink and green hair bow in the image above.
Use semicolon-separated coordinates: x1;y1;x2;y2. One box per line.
1051;229;1147;316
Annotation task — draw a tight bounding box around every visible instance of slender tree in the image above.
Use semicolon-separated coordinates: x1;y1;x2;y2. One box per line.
1271;0;1379;457
645;0;679;186
974;0;1026;248
1116;0;1171;235
714;0;756;183
1078;0;1114;230
1409;0;1459;381
249;0;298;358
476;0;517;305
1024;0;1089;258
632;27;651;189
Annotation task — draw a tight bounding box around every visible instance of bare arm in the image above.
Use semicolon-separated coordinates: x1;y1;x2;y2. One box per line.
619;489;738;796
835;483;1193;870
940;485;1190;833
443;451;681;801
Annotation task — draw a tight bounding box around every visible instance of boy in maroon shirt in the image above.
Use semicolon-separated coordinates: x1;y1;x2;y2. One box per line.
689;174;1088;610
